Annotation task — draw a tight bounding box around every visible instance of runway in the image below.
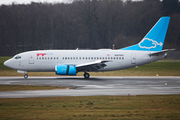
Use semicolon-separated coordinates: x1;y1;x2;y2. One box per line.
0;76;180;98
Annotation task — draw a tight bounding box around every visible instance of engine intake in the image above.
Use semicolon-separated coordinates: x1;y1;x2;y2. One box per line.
55;65;76;75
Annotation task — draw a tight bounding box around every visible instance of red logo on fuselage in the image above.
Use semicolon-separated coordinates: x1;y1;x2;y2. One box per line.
37;53;46;56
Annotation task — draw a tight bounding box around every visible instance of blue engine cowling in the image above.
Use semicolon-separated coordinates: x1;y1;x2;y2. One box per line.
55;65;76;75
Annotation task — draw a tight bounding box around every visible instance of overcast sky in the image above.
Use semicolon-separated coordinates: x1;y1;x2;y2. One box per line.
0;0;143;5
0;0;72;5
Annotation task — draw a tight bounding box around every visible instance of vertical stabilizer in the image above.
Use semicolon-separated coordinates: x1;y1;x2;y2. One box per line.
120;17;170;51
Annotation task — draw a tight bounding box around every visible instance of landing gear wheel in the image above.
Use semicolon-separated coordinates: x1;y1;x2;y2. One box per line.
24;74;28;79
84;73;90;79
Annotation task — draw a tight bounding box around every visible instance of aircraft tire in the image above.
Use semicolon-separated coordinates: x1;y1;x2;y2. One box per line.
24;74;28;79
84;73;90;79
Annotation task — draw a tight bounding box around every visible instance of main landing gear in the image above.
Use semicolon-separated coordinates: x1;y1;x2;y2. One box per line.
84;72;90;79
24;74;28;79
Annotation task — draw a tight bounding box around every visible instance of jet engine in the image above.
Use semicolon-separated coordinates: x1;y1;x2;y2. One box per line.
55;65;76;75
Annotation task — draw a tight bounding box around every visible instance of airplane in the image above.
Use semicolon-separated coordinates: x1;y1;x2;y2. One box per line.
4;17;174;79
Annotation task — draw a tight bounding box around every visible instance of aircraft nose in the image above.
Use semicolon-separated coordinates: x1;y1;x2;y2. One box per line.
4;59;12;68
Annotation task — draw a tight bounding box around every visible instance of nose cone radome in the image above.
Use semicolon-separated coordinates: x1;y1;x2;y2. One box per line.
4;59;14;69
4;59;10;67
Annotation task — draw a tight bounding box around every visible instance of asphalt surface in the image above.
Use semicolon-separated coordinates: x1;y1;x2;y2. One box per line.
0;76;180;98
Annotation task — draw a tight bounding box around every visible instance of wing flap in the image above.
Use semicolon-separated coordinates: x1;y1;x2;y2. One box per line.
76;60;109;72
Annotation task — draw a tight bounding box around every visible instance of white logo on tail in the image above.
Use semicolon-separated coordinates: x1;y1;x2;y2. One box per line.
139;38;163;49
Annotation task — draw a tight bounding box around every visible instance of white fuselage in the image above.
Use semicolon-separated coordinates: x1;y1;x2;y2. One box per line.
4;49;165;72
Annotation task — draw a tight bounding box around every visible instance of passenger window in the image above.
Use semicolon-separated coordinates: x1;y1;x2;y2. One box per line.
94;57;96;59
91;57;93;59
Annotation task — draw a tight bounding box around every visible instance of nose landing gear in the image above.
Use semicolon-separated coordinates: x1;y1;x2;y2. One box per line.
24;74;28;79
17;70;28;79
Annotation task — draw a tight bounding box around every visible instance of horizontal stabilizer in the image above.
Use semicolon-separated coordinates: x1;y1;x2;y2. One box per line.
148;49;175;56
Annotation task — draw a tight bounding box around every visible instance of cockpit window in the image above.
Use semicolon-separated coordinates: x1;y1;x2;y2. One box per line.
14;55;21;59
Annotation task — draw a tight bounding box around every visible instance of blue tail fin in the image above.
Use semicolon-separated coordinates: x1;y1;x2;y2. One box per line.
120;17;170;51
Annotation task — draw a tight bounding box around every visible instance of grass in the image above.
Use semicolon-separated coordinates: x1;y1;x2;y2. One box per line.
0;95;179;120
0;85;69;91
0;57;11;70
0;57;180;120
1;56;180;76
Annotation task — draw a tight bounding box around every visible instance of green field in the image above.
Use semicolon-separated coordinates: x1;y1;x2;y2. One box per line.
0;95;180;120
0;85;69;91
1;57;180;120
1;57;180;76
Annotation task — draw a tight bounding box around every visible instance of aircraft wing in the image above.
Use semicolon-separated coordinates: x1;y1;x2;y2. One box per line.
148;49;175;56
76;60;109;72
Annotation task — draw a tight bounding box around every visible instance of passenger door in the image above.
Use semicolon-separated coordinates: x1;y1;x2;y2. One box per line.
131;53;136;64
29;53;34;64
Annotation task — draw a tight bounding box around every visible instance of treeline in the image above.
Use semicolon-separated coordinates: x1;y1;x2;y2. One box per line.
0;0;180;56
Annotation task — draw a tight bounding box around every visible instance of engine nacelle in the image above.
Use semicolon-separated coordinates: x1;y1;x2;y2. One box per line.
55;65;76;75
